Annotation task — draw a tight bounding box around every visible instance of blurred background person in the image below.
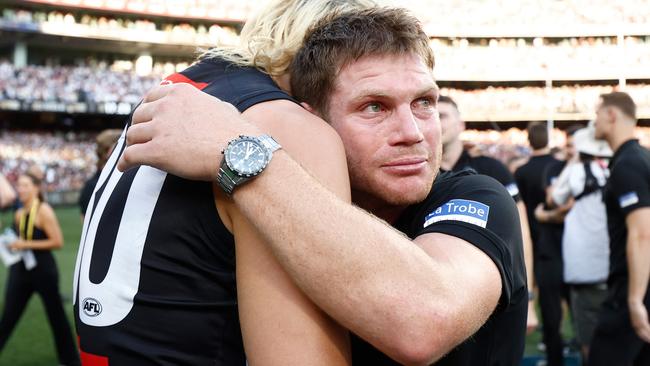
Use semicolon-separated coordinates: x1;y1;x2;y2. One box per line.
589;92;650;366
0;166;80;366
545;126;611;364
0;173;16;211
515;122;567;366
438;95;538;335
78;129;121;221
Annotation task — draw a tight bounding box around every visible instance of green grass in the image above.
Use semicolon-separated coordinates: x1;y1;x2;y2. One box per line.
0;207;571;364
0;206;82;366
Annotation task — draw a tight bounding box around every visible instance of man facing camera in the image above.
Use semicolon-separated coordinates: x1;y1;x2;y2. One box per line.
119;8;527;365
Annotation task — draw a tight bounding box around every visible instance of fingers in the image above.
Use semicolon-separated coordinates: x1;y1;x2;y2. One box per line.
142;84;174;103
630;305;650;343
117;142;148;172
634;319;650;343
126;121;155;146
132;98;162;125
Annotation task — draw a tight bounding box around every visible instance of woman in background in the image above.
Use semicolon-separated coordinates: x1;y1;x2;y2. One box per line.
0;166;79;366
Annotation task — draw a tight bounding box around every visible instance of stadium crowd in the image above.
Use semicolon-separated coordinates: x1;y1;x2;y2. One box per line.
0;131;95;193
442;85;650;121
432;36;650;80
1;8;240;47
0;61;161;114
2;61;650;119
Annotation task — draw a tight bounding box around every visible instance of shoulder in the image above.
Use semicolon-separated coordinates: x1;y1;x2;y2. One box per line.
414;171;516;227
612;153;650;179
38;203;56;219
472;155;507;170
243;100;350;198
244;100;343;149
434;170;509;195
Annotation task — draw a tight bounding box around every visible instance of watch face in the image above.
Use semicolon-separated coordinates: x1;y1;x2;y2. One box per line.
225;137;270;176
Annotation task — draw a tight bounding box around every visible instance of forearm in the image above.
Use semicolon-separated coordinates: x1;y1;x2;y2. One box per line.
627;230;650;304
22;238;62;250
233;151;473;364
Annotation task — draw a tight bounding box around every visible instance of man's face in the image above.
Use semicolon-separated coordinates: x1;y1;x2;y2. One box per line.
438;101;462;146
593;100;611;140
324;53;441;210
565;135;576;161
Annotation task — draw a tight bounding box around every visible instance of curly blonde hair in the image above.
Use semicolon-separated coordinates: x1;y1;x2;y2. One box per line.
201;0;377;77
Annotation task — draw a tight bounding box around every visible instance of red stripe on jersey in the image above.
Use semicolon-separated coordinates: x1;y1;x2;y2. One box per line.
160;73;208;90
80;349;109;366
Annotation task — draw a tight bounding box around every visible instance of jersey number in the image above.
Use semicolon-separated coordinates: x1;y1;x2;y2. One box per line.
73;130;167;326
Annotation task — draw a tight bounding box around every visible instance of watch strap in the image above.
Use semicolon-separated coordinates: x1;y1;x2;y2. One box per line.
217;134;281;196
217;164;249;196
258;134;281;152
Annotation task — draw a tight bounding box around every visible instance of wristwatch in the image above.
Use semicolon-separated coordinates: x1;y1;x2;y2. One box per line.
216;134;281;195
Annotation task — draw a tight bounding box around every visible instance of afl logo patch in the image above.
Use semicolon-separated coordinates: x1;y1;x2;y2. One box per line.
82;298;102;317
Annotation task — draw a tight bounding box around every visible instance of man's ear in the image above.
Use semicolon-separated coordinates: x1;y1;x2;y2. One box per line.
606;106;618;124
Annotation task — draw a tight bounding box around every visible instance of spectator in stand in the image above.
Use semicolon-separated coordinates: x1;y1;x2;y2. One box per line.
79;129;122;221
515;122;567;366
543;126;612;364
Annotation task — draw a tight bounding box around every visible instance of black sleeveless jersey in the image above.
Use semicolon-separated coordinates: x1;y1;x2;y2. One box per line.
73;58;295;366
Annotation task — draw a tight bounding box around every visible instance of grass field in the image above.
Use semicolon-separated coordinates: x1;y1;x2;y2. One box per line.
0;206;572;365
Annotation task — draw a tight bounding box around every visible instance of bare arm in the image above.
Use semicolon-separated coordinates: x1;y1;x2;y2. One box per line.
517;201;538;334
0;174;16;208
231;100;352;365
626;207;650;342
119;84;505;365
232;149;501;365
11;203;63;250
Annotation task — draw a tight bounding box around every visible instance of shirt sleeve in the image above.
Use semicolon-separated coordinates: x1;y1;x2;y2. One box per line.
412;174;523;308
610;158;650;216
480;158;521;202
550;163;573;206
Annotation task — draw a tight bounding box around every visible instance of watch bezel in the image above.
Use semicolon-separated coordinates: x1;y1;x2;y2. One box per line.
223;135;273;178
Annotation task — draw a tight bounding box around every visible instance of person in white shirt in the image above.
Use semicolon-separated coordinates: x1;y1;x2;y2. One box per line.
548;125;612;363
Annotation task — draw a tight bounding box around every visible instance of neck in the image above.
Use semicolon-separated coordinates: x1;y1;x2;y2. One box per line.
271;74;291;94
531;147;550;156
608;128;636;153
441;139;463;171
23;196;37;210
352;190;407;225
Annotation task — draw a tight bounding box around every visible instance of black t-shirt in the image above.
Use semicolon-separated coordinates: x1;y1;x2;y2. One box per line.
352;170;527;366
515;154;564;260
73;58;295;365
452;149;521;202
603;139;650;299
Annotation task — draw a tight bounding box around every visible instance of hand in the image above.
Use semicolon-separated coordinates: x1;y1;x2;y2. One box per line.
9;240;28;251
526;301;539;335
629;299;650;343
118;83;261;181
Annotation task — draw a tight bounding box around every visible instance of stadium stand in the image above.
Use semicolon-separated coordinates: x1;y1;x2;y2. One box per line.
0;0;649;191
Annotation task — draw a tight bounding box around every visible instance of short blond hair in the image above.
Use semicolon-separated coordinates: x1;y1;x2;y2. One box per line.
201;0;377;77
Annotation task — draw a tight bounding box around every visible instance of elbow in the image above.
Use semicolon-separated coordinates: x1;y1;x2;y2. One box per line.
51;239;63;250
391;338;443;366
388;310;452;366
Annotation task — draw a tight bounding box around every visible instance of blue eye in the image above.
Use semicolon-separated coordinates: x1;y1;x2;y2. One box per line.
415;98;433;109
364;102;382;113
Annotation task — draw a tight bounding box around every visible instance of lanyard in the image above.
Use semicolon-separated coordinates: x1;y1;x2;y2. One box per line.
18;199;39;241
